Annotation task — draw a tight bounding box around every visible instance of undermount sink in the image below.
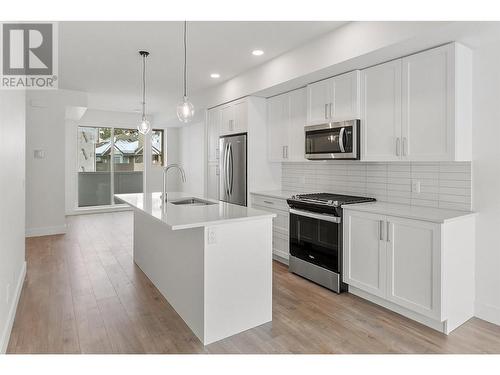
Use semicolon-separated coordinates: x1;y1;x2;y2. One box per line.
170;197;216;206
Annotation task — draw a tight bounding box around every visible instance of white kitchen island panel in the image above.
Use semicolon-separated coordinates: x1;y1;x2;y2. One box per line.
118;192;274;345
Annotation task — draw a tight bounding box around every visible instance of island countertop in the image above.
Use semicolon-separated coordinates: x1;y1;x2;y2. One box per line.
115;192;276;230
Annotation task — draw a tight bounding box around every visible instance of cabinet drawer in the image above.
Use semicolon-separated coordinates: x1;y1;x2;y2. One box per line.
251;195;289;212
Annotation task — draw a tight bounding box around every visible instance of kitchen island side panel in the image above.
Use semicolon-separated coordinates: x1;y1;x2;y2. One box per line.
133;209;206;343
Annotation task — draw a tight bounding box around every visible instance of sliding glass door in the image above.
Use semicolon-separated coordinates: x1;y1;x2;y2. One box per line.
77;126;144;208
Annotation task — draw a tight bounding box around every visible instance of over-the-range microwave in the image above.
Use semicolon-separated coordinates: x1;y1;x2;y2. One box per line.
304;119;360;160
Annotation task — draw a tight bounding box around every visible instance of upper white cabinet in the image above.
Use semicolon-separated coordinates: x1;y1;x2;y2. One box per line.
401;45;453;161
220;99;248;136
307;70;360;125
207;108;221;163
360;59;402;161
267;87;307;162
360;43;472;162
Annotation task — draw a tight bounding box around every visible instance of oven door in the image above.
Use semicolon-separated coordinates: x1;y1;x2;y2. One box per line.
289;209;341;274
304;120;358;160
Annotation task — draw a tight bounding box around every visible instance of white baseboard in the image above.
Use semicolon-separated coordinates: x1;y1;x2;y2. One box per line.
25;224;67;237
475;302;500;326
0;261;26;354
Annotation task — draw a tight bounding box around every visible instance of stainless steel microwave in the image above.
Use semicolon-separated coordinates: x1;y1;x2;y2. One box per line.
304;119;360;160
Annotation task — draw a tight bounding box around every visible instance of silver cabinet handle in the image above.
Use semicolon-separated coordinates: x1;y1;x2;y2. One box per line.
282;146;286;159
396;137;401;156
329;103;333;119
403;137;408;156
285;145;288;159
386;221;390;242
229;119;234;131
324;103;328;120
263;200;274;205
379;220;384;241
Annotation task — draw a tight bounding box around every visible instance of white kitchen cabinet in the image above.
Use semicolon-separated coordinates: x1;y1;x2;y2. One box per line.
250;193;290;263
306;71;360;125
332;70;360;120
386;216;441;320
307;78;332;125
267;93;289;162
401;44;453;161
360;59;402;161
360;43;472;162
207;108;221;163
220;99;248;136
206;162;219;200
267;87;307;162
343;211;386;298
288;88;307;161
343;205;475;334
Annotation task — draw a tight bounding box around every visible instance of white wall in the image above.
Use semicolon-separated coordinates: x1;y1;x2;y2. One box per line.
0;90;26;352
178;122;206;195
26;89;87;236
472;40;500;325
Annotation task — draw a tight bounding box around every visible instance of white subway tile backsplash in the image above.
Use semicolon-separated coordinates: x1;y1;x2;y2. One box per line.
281;161;472;211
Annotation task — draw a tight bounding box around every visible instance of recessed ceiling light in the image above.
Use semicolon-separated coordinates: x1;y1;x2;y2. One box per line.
210;73;220;79
252;49;264;56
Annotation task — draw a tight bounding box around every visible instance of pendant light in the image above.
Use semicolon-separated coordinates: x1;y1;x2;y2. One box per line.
176;21;195;123
138;50;151;134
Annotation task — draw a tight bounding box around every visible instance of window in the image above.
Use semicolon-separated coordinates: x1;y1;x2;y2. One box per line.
152;129;165;166
77;126;144;207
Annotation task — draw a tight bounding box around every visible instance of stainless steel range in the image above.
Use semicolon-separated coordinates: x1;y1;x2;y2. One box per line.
287;193;376;293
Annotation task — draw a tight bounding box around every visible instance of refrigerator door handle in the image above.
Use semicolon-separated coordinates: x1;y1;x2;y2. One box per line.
228;143;234;195
225;143;230;197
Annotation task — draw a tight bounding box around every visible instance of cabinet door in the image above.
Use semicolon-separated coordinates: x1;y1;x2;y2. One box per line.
207;108;221;163
206;163;219;200
343;210;387;298
385;216;441;319
267;93;289;162
307;78;332;125
288;87;307;161
220;104;234;135
332;70;360;121
233;100;248;133
360;60;402;161
402;44;453;161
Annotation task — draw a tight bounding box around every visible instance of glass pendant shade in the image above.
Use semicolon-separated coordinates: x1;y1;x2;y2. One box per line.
176;96;195;123
138;116;151;134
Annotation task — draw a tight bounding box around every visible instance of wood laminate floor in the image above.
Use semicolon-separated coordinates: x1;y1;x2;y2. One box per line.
7;211;500;354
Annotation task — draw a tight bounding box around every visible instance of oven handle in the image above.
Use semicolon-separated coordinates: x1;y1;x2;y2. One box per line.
289;208;341;223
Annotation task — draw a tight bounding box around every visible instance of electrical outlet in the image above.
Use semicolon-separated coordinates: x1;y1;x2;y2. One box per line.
412;180;421;194
207;227;217;245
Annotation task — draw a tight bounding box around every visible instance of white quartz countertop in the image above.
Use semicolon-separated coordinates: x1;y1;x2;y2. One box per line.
250;190;296;200
115;192;276;230
343;201;476;223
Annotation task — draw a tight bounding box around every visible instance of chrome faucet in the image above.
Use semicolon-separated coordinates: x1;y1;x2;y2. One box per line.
162;164;186;203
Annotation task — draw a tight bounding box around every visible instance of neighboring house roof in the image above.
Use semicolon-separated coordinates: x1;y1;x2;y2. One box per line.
95;138;161;157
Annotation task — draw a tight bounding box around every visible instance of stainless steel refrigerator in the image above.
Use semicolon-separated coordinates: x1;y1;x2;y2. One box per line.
219;133;247;206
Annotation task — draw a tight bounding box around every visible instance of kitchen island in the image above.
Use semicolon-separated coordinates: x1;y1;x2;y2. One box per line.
114;192;275;345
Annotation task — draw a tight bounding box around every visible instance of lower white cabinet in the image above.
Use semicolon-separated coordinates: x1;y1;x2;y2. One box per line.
343;207;475;334
250;193;289;263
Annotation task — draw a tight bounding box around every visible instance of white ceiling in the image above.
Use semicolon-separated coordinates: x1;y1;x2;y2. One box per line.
59;21;347;114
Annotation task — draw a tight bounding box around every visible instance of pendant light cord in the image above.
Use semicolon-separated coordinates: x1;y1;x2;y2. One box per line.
142;53;146;119
183;20;187;98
